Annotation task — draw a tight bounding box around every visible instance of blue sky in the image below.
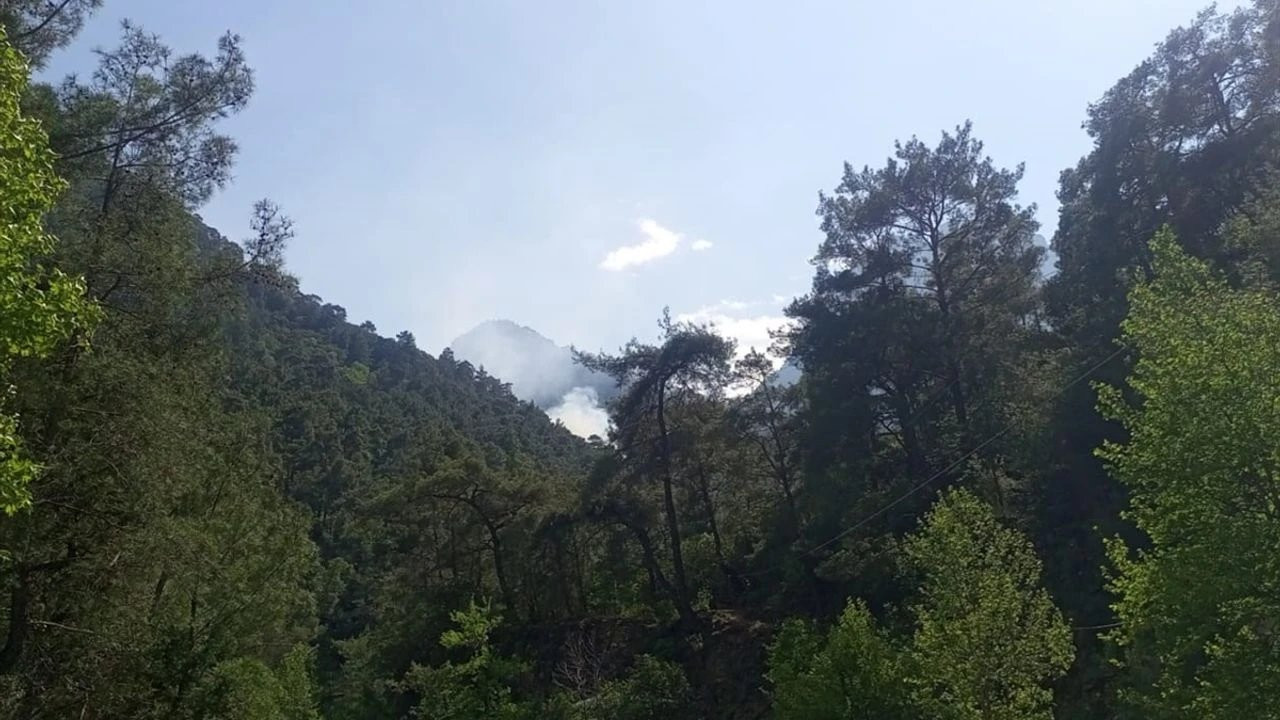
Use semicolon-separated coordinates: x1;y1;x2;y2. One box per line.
45;0;1243;355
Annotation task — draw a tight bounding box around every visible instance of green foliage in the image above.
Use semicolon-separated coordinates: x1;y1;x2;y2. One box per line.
1099;231;1280;719
195;644;321;720
769;491;1071;720
0;23;317;717
571;655;694;720
0;410;37;514
0;31;96;513
1037;3;1280;669
788;120;1043;458
341;361;371;385
766;601;908;720
0;0;101;67
400;601;533;720
783;121;1050;609
1048;0;1280;346
277;645;325;720
905;489;1074;720
7;4;1280;720
577;311;736;625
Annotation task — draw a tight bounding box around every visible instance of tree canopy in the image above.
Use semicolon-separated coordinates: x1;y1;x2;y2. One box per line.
3;1;1280;718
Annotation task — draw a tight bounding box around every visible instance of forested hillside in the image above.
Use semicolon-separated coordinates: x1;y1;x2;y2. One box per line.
1;1;1279;718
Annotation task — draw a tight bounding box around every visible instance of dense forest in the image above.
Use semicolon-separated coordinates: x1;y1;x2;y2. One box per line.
1;1;1279;718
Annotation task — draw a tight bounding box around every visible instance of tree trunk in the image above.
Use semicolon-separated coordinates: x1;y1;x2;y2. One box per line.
762;383;802;539
0;550;76;675
695;464;725;564
481;517;517;616
656;383;698;626
895;390;928;482
615;511;678;605
0;577;31;675
946;358;970;431
930;231;971;437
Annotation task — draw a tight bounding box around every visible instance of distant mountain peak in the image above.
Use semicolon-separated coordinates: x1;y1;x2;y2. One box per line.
448;320;617;410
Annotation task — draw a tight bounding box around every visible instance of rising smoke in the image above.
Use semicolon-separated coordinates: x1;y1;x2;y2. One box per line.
447;320;617;437
546;386;610;439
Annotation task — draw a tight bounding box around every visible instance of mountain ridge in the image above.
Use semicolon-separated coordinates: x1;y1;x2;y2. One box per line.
447;319;619;410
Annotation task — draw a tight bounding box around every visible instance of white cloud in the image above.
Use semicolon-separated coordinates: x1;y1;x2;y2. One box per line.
547;386;610;438
677;302;797;398
600;219;682;271
676;303;796;360
691;238;713;251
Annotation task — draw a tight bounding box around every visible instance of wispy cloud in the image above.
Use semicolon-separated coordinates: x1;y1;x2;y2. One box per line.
691;238;713;251
600;219;682;271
